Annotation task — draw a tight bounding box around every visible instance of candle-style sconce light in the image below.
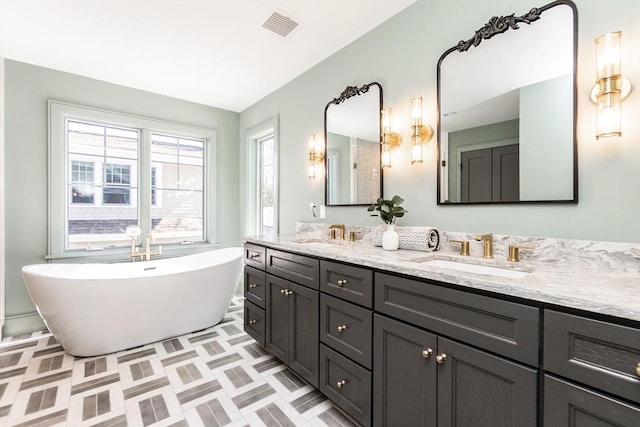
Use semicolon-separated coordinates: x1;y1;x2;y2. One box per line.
410;97;435;164
590;31;633;139
381;108;402;168
307;133;324;179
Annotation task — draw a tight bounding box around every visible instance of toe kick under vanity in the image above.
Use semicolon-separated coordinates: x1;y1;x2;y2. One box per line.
242;235;640;427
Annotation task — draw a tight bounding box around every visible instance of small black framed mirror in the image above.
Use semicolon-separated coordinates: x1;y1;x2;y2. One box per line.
324;82;383;206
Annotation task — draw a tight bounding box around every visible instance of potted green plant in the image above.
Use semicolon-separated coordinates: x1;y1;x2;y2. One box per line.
367;195;407;250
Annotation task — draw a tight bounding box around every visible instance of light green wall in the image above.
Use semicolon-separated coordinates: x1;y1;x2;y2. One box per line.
239;0;640;243
3;60;240;335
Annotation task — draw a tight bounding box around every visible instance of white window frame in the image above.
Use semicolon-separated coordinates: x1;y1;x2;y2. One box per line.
245;115;279;236
48;100;218;259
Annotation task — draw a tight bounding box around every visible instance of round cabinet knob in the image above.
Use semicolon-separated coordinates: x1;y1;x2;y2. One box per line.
336;379;347;389
636;362;640;377
337;279;347;287
249;320;257;325
436;353;447;364
280;289;286;295
422;348;433;359
249;284;258;289
337;325;347;332
286;290;293;296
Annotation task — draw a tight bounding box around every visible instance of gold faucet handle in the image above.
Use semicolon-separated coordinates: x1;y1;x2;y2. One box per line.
330;229;337;239
348;231;360;242
450;240;470;256
472;233;492;241
507;245;534;262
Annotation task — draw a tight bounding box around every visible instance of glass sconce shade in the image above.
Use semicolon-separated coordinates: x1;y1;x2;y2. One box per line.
411;97;424;164
381;142;391;168
593;31;629;139
307;133;324;179
596;90;621;139
596;31;621;80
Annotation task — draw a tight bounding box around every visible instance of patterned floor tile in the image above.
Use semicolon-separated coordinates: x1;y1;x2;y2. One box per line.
0;297;358;427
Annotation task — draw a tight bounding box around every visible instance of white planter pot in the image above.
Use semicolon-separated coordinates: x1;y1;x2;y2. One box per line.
382;224;399;251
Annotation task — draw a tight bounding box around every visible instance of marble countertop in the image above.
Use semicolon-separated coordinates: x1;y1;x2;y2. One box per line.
245;234;640;324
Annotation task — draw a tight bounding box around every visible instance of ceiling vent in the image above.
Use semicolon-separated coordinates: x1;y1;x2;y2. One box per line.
262;12;299;37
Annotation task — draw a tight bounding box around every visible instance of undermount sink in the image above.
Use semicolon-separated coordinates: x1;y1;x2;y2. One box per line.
421;259;530;279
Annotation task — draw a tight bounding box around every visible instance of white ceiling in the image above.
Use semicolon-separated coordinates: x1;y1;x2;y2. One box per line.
0;0;415;112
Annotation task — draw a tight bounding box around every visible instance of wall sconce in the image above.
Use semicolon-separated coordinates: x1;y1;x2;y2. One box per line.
410;97;435;164
307;133;324;179
381;108;402;168
590;31;633;139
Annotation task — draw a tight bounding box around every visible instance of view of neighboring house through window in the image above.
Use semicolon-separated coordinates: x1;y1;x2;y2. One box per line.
67;120;139;249
65;120;206;250
259;135;275;237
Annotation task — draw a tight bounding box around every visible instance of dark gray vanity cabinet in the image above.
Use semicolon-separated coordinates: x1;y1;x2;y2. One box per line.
266;274;319;387
544;376;640;426
318;260;374;426
244;242;640;427
243;244;267;347
373;282;538;427
243;244;320;387
543;310;640;426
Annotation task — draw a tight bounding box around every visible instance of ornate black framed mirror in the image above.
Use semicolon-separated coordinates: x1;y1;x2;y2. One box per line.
437;0;578;204
324;82;383;206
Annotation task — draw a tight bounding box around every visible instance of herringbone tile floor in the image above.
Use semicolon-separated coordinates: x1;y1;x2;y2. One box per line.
0;298;358;426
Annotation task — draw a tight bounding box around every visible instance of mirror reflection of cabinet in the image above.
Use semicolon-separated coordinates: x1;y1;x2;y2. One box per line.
437;0;577;204
324;83;382;206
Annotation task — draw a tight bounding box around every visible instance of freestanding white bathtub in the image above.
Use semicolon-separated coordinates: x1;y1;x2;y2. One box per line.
22;247;243;357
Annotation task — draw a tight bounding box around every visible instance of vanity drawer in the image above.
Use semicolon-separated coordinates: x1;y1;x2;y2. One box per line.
244;301;265;347
544;310;640;404
375;272;539;366
266;248;319;289
244;243;266;270
244;266;266;309
319;343;372;427
320;260;373;308
320;294;372;369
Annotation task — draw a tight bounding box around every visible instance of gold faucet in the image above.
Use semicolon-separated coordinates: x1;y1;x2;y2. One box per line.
329;224;346;240
131;233;162;261
473;233;493;259
450;239;470;256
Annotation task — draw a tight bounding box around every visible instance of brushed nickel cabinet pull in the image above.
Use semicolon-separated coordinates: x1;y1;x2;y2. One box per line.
337;279;348;287
248;253;260;260
337;325;347;332
422;348;433;358
436;353;447;364
636;362;640;377
336;379;347;389
249;284;258;289
280;289;286;295
249;319;257;325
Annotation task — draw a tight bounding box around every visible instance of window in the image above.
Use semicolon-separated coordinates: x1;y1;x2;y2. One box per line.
49;101;217;258
259;136;275;237
150;132;205;243
245;116;278;238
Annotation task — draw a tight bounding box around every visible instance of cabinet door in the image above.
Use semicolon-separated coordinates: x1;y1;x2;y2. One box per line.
373;314;437;427
544;375;640;427
437;337;537;427
289;281;319;387
265;275;289;363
